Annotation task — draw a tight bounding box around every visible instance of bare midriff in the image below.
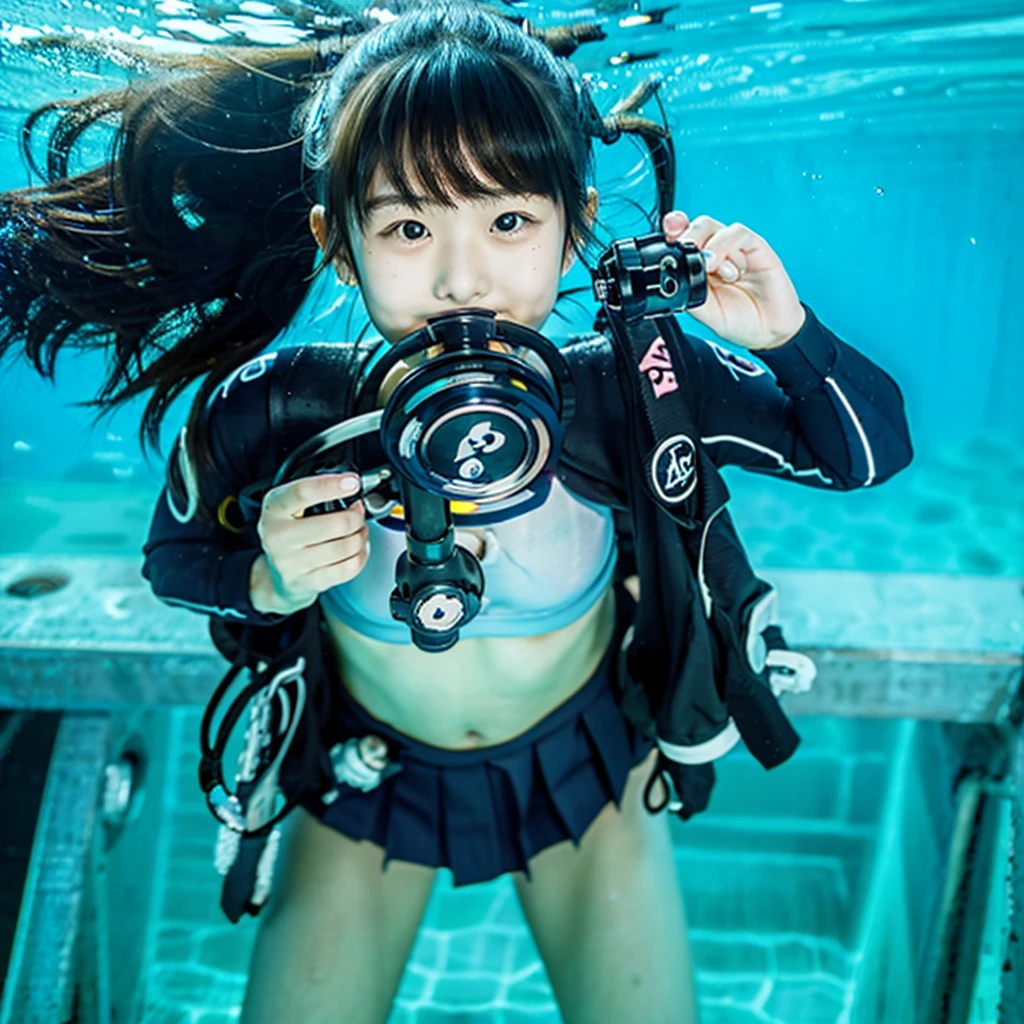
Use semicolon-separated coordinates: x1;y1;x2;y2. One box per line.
320;538;617;751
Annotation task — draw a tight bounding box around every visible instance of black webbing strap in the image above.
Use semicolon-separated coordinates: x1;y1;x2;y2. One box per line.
601;310;729;530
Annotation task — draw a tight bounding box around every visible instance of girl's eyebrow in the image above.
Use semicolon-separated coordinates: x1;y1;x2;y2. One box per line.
365;189;534;215
366;192;426;214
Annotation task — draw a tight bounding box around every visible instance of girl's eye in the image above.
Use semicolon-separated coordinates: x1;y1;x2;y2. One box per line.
494;212;531;234
392;221;426;242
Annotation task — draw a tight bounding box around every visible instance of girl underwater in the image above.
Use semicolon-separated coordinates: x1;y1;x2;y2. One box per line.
0;2;914;1021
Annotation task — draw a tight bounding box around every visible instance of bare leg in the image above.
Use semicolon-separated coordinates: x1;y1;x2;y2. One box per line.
240;808;437;1024
512;747;699;1024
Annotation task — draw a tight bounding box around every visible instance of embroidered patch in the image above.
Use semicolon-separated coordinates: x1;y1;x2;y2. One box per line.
637;334;679;398
651;434;697;504
705;340;764;382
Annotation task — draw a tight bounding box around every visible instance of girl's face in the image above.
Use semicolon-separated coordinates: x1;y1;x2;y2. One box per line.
313;155;591;346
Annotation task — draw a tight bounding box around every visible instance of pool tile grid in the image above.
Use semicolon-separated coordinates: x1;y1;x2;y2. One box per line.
134;711;894;1024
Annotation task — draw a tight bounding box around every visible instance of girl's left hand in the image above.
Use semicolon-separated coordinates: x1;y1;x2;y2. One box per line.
663;211;806;351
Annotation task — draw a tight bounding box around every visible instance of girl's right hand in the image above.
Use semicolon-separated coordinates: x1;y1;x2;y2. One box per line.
250;472;370;615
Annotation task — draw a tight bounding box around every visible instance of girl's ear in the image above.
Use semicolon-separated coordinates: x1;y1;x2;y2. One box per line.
561;187;599;275
309;204;358;286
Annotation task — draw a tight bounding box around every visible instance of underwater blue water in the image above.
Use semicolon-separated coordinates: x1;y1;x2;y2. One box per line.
0;2;1021;1023
1;0;1021;573
136;711;919;1024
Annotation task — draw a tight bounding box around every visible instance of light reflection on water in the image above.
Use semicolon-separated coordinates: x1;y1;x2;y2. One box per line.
1;0;1023;134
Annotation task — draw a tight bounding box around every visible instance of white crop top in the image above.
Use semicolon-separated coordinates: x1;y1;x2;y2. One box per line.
319;478;617;643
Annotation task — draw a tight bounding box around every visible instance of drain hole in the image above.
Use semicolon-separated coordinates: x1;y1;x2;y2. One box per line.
5;574;70;598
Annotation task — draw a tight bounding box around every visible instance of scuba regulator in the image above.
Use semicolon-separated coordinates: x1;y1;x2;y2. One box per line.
271;309;578;652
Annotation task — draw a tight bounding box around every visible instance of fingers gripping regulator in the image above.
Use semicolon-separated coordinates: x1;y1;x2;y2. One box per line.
273;307;578;652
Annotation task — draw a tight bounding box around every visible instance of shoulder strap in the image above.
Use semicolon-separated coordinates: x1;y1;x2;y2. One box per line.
194;341;386;525
601;310;804;796
600;310;729;530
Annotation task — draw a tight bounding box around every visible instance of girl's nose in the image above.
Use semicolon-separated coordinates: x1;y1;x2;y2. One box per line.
433;238;490;305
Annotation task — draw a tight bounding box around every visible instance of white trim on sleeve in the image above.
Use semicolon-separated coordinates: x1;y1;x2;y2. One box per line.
744;588;777;674
701;434;834;485
160;595;249;620
824;376;876;486
166;426;200;524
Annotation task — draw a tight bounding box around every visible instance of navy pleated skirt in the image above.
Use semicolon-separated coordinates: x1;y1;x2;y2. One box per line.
303;583;653;886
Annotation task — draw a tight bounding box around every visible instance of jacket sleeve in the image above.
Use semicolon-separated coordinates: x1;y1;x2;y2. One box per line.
692;302;913;489
141;351;289;626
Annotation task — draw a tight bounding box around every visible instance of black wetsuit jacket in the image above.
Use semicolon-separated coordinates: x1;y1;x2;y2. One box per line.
142;302;913;815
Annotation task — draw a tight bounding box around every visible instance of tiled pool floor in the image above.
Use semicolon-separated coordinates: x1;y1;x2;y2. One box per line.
138;713;902;1024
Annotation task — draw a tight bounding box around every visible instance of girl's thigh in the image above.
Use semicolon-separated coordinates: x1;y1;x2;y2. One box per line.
512;747;699;1024
240;807;437;1024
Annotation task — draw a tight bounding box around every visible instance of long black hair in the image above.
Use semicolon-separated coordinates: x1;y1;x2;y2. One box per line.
0;0;674;470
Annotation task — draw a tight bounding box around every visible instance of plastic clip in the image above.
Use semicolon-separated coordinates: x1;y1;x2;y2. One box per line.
766;649;816;696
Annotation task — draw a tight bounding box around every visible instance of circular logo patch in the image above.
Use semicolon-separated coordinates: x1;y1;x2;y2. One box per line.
425;411;525;486
651;434;697;504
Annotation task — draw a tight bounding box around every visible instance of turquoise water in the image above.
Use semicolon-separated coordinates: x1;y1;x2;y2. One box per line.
2;0;1022;572
1;1;1021;1022
3;435;1023;575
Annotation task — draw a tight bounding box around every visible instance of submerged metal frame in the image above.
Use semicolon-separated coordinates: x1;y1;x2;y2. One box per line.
0;715;110;1024
2;559;1021;717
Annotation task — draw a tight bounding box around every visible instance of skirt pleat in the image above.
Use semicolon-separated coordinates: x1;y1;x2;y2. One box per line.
438;763;506;885
580;695;636;809
489;746;537;878
320;774;388;842
533;720;607;848
382;761;443;870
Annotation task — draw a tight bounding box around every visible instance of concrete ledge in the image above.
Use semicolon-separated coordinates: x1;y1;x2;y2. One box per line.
1;557;1022;721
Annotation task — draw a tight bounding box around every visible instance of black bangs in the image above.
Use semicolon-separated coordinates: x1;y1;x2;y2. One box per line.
352;42;581;225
